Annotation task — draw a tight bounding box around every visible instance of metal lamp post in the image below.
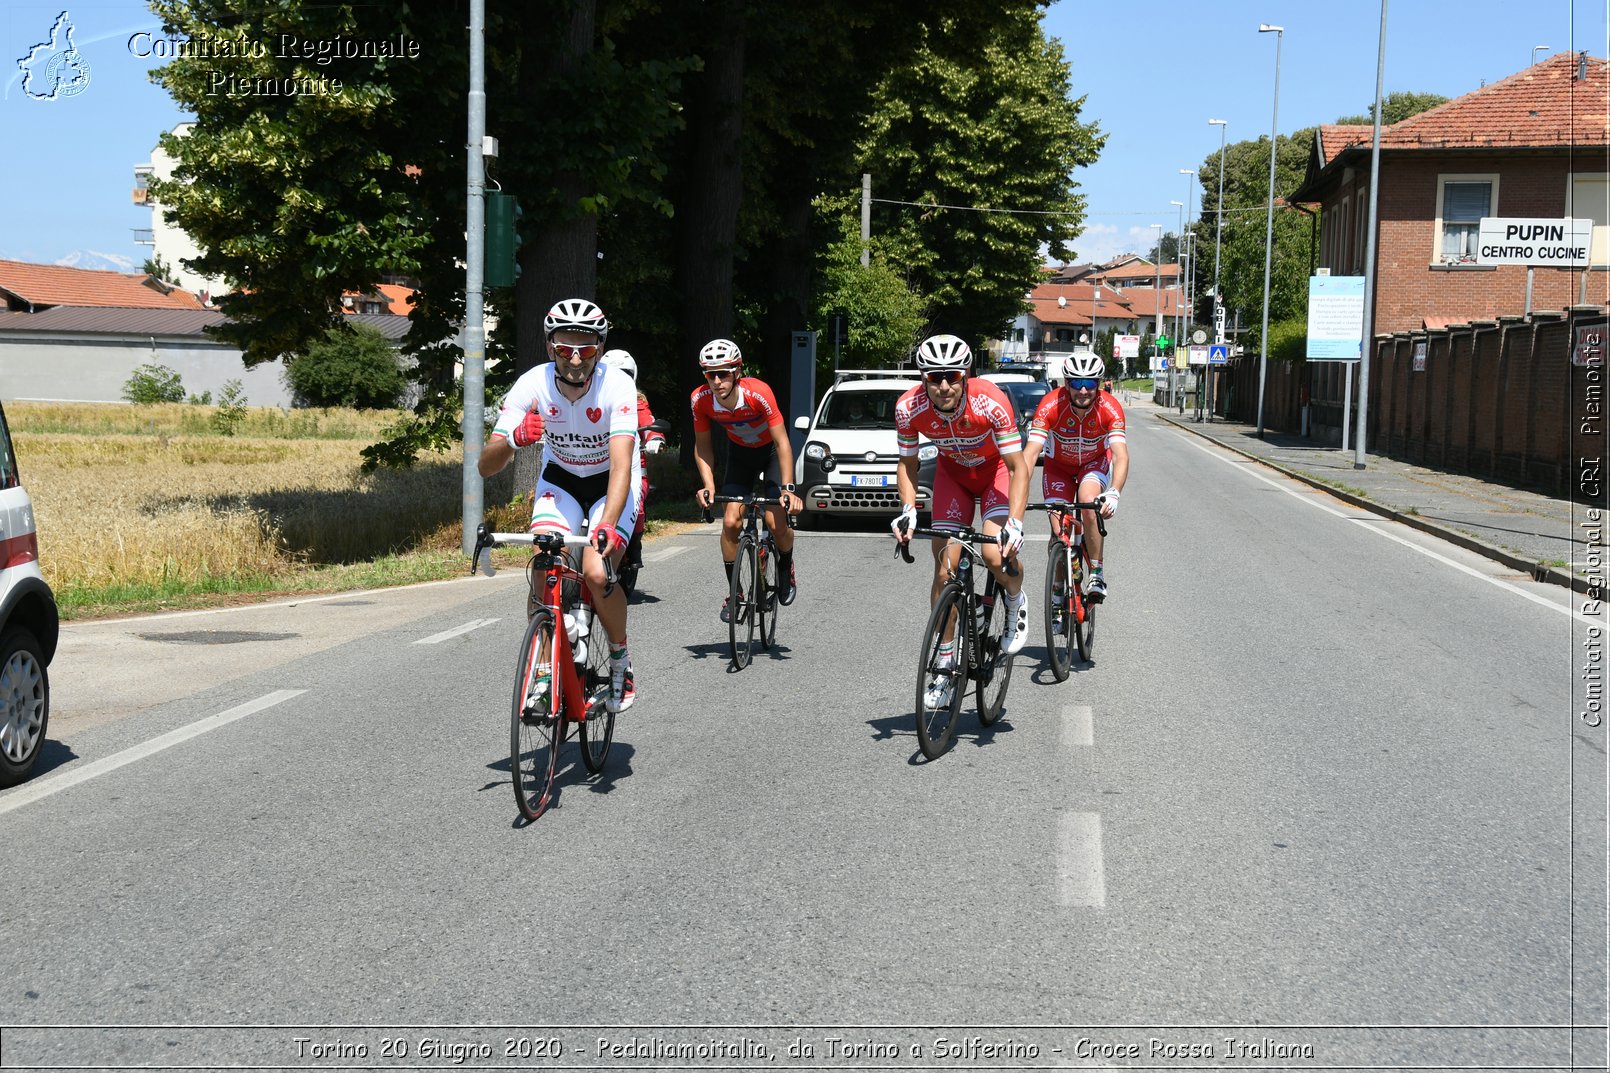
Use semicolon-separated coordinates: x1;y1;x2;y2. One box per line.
1255;23;1283;439
1169;199;1184;349
1356;1;1388;468
1209;119;1227;421
1181;168;1199;417
1153;223;1165;399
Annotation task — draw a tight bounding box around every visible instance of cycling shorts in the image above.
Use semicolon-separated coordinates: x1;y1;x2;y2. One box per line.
1042;459;1111;503
530;462;642;539
930;456;1011;534
720;441;782;498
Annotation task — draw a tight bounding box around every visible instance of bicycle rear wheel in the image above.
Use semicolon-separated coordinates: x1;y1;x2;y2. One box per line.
577;609;614;774
1043;539;1073;681
510;610;562;820
757;539;779;650
915;585;969;760
976;585;1016;726
729;535;758;669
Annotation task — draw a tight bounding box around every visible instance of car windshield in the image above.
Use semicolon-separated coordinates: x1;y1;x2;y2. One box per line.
1003;382;1049;421
816;391;899;430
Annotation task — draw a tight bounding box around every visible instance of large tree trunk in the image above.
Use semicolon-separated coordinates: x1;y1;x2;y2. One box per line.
511;0;598;495
673;2;746;428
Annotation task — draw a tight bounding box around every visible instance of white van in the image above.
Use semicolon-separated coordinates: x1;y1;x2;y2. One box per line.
0;400;57;786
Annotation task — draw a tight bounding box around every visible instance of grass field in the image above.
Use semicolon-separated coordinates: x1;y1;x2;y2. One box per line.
9;401;698;619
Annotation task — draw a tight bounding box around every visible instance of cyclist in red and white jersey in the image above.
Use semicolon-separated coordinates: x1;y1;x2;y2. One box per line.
479;298;640;712
891;334;1031;708
1022;351;1129;602
690;339;802;622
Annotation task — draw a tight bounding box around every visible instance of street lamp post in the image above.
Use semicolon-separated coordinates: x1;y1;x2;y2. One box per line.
1356;0;1388;468
1209;118;1227;421
1181;167;1198;417
1153;223;1165;399
1169;199;1184;349
1256;23;1283;439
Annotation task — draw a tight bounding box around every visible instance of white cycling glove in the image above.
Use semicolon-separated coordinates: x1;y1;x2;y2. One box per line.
1000;517;1024;557
891;504;918;539
644;438;665;454
1097;489;1120;517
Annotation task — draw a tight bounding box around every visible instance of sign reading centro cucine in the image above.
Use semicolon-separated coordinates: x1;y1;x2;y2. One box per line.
1476;217;1593;267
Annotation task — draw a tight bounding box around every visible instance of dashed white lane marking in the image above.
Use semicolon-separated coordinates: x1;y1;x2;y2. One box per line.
1172;429;1598;627
414;618;500;644
1062;704;1094;748
641;545;690;563
1057;811;1108;908
0;690;307;818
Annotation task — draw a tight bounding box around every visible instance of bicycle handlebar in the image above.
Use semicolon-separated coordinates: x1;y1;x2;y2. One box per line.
893;522;1019;577
470;524;619;591
700;493;798;530
1026;500;1109;538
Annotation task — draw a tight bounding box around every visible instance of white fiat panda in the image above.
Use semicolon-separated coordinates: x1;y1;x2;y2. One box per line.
0;400;56;786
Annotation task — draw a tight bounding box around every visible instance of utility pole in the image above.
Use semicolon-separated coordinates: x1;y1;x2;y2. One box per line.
1256;23;1284;439
461;0;486;555
861;173;871;267
1356;0;1387;468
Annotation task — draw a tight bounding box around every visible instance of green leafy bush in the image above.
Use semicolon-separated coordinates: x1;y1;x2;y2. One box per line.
286;324;406;409
123;363;185;404
211;379;248;435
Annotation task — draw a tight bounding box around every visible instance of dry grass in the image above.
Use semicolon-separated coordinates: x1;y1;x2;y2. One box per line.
8;400;402;440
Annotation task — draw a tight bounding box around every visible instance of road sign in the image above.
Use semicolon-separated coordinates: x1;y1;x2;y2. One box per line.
1115;334;1140;359
1477;217;1593;267
1208;344;1229;364
1188;345;1209;366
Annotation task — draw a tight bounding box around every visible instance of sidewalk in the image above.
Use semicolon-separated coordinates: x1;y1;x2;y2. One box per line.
1136;396;1599;594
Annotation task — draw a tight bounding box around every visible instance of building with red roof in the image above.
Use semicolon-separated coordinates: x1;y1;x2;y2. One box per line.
1289;51;1609;333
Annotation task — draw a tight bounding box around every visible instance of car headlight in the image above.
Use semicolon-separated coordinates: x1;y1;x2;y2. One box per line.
917;444;938;462
804;442;827;462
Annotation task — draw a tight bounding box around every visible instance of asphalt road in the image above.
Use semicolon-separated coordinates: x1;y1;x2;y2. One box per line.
1;412;1602;1072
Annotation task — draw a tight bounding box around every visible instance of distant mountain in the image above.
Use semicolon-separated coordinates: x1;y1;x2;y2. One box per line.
55;250;141;274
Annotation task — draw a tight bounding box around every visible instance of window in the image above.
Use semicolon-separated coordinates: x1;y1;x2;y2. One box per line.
1435;175;1497;264
1569;173;1610;266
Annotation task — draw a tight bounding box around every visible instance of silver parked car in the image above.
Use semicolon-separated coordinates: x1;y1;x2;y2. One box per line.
0;400;57;786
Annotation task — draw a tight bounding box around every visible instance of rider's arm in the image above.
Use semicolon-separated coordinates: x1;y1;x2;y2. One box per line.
1107;439;1130;496
692;427;718;503
599;432;635;531
766;417;800;511
479;436;514;478
480;371;543;477
893;455;920;543
1003;448;1031;522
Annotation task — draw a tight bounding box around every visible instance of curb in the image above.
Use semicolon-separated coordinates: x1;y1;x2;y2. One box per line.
1152;412;1586;596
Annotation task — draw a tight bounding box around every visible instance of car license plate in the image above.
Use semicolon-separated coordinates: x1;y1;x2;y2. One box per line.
850;475;887;488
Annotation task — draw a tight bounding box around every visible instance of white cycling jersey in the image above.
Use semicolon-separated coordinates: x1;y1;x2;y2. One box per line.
493;363;641;479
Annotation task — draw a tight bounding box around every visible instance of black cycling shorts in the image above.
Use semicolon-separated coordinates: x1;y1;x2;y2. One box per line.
720;441;782;498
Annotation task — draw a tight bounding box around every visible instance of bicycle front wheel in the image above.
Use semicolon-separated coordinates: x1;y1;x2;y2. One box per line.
1073;584;1096;662
510;610;562;820
1044;540;1073;681
757;539;779;650
976;586;1016;726
577;612;614;774
915;585;969;760
729;535;758;670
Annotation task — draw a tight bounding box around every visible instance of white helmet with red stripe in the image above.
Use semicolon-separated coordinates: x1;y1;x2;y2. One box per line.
698;338;743;371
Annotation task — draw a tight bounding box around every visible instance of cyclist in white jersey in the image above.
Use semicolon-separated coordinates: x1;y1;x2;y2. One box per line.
479;299;641;712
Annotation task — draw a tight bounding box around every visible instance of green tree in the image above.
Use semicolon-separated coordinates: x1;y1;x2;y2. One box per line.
286;324;406;409
858;7;1104;347
123;363;185;404
1335;90;1450;125
810;196;927;371
211;379;248;435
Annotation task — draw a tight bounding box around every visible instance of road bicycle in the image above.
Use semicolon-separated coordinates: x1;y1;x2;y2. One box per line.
1028;500;1107;679
472;523;618;821
895;523;1019;760
705;493;794;670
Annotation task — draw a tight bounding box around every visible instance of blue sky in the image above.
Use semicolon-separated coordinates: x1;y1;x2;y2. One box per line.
1;0;1607;270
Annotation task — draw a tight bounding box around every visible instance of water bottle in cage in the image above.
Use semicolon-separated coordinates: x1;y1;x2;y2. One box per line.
572;605;592;664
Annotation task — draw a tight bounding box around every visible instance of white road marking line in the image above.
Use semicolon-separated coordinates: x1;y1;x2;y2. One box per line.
1062;704;1094;748
641;545;689;563
1172;430;1597;626
1057;811;1107;908
0;690;307;818
414;618;500;644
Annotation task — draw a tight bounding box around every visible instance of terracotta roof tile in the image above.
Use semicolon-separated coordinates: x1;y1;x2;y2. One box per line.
1316;124;1374;166
0;259;205;310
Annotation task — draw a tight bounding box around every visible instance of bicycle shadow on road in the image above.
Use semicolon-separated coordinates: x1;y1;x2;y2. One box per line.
866;709;1013;766
483;739;638;824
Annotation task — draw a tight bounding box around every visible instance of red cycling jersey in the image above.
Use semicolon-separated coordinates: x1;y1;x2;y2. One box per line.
690;377;782;448
894;378;1022;468
1028;389;1127;471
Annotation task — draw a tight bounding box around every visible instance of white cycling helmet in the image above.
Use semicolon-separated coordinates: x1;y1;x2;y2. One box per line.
601;349;637;380
1067;352;1105;380
915;334;973;372
698;338;743;370
543;298;609;340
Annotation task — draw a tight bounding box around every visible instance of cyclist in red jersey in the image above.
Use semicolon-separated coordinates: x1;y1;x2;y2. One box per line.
891;335;1031;707
601;349;664;573
690;339;802;621
1022;351;1128;602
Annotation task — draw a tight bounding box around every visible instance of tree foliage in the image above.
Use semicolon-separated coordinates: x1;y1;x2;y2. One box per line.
810;196;927;372
858;7;1103;348
123;362;185;404
286;324;406;409
1335;90;1450;126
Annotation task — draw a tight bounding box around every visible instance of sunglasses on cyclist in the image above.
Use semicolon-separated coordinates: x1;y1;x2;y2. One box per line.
924;370;964;385
552;342;600;360
1069;377;1100;390
703;368;737;381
